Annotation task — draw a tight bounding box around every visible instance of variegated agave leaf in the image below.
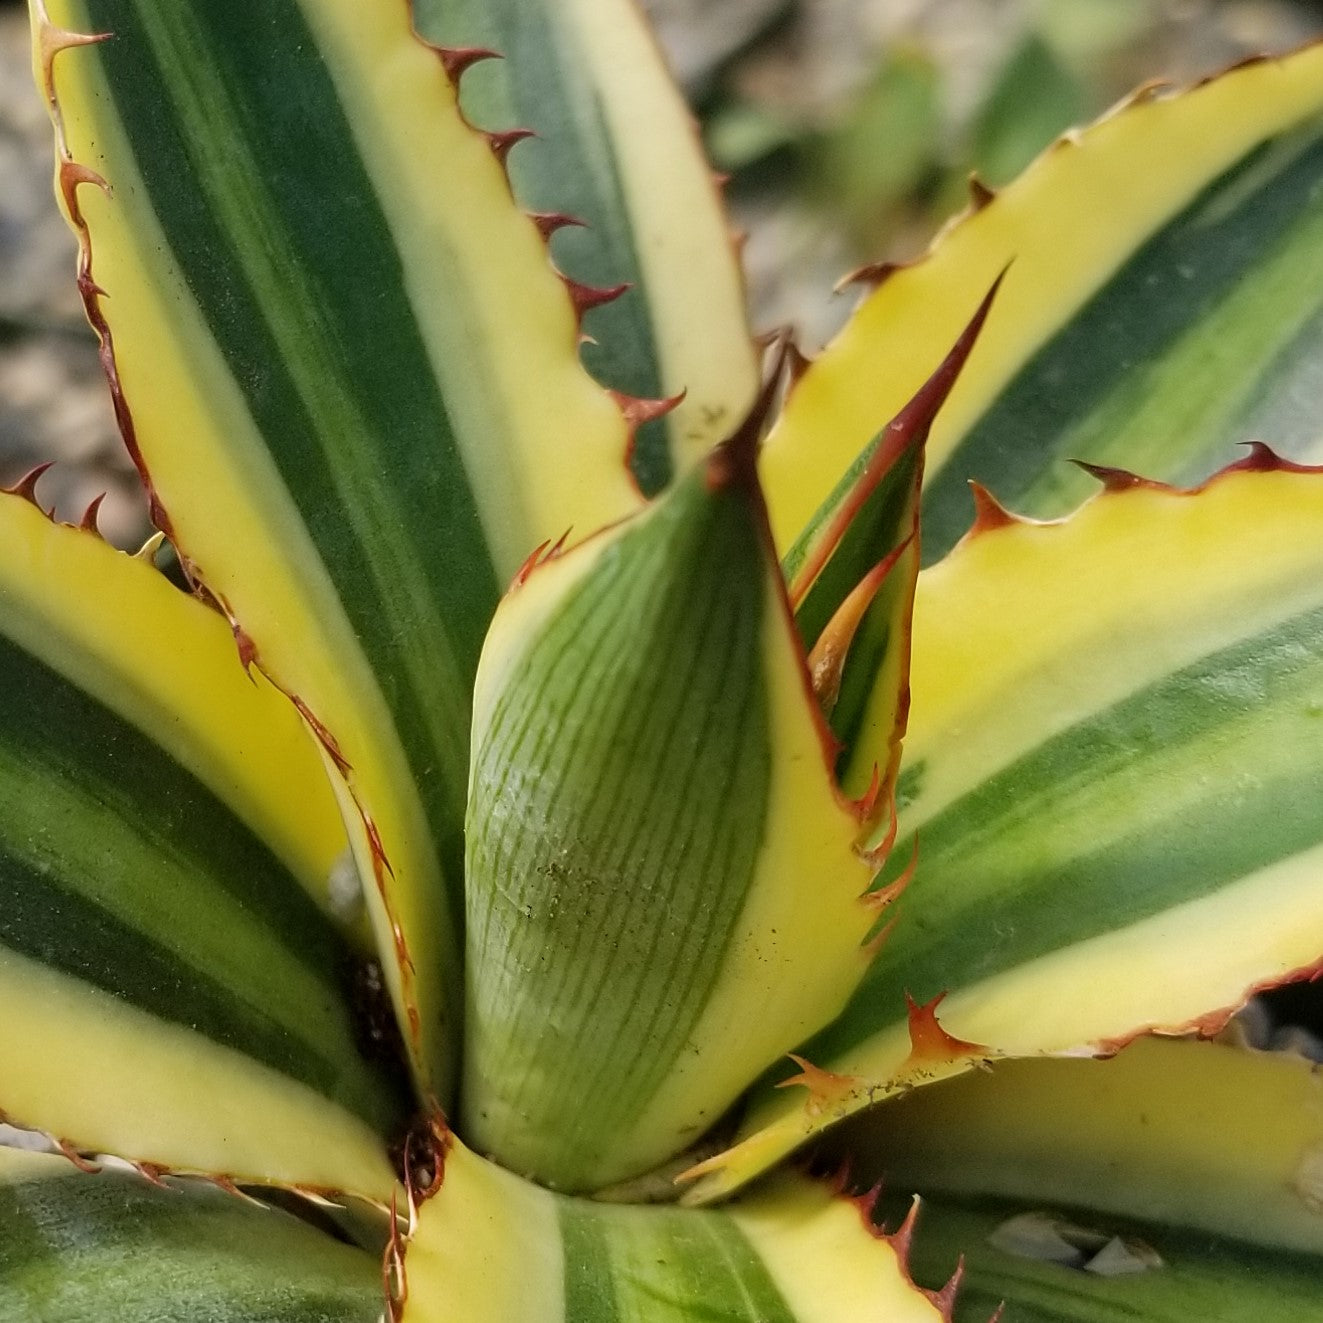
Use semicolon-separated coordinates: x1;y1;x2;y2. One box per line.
0;481;401;1198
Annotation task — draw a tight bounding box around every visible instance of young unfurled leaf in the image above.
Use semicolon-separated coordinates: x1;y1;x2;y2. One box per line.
784;279;1001;796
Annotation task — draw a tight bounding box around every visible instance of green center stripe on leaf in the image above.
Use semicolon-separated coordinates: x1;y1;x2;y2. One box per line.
809;599;1323;1064
0;631;398;1131
922;123;1323;559
78;0;499;887
559;1202;794;1322
415;0;671;493
464;470;770;1191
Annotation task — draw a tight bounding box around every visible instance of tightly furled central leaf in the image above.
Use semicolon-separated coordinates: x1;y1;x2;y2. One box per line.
462;447;876;1191
465;461;767;1187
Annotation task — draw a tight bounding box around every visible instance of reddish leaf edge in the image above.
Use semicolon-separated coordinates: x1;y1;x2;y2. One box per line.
949;441;1323;554
0;1104;394;1211
407;1;727;492
0;462;127;549
809;1160;1004;1323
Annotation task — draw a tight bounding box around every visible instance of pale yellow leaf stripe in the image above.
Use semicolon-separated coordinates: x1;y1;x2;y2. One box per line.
0;493;344;908
36;0;641;1097
401;1138;945;1322
0;947;397;1199
301;1;640;571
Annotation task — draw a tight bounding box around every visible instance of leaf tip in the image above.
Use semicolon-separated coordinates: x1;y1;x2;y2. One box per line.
705;345;786;493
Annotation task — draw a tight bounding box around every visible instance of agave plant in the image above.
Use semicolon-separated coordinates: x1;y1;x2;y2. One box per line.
4;0;1323;1318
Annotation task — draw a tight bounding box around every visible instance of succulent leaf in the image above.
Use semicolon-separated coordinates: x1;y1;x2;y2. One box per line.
0;1148;383;1321
415;0;760;493
16;0;1323;1316
400;1138;948;1322
788;380;923;790
860;1039;1323;1320
781;276;1001;623
0;489;401;1195
463;436;875;1191
841;1036;1323;1256
825;1031;1323;1323
762;42;1323;564
686;462;1323;1200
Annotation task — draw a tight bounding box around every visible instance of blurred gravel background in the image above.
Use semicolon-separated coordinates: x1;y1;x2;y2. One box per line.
1;0;1322;546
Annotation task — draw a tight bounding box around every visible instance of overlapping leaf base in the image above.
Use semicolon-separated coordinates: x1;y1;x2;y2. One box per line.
400;1139;953;1322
